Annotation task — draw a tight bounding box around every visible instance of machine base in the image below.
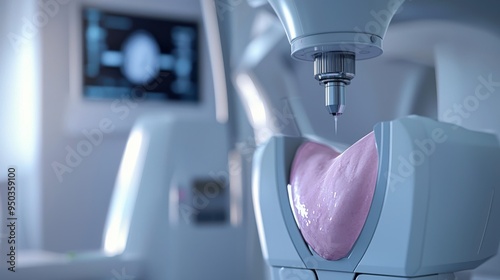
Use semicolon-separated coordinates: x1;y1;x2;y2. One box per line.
273;267;455;280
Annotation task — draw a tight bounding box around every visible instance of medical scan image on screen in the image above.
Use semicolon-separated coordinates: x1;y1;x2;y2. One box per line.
82;7;199;102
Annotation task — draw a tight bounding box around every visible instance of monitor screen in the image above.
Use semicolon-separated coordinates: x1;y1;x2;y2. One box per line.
82;7;199;102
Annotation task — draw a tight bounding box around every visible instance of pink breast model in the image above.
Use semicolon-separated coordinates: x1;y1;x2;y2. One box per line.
289;132;379;260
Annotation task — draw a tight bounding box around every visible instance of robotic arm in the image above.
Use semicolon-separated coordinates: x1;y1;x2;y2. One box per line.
267;0;404;117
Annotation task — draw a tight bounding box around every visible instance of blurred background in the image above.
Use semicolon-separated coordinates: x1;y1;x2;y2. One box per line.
1;0;500;279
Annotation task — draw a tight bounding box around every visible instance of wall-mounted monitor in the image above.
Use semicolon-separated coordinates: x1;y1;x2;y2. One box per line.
82;7;199;102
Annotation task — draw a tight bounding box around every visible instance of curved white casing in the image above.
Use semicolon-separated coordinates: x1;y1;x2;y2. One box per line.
0;116;248;280
266;0;404;60
253;115;500;279
104;115;250;280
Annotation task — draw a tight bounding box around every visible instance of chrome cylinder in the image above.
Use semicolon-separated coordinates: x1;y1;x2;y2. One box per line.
314;52;355;116
325;82;346;116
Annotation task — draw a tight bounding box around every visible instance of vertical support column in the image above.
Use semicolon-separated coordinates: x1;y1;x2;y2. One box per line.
434;37;500;138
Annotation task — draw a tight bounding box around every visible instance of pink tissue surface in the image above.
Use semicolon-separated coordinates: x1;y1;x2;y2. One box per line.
289;132;379;260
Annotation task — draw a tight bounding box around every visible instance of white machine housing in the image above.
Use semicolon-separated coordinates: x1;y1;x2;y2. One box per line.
103;115;250;280
0;116;250;280
265;0;405;117
253;116;500;280
267;0;404;60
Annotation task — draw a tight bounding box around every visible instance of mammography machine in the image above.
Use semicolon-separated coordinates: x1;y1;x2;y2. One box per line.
244;0;500;279
3;0;500;279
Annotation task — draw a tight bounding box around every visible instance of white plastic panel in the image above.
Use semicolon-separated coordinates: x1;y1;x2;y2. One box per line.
253;137;306;268
358;116;500;276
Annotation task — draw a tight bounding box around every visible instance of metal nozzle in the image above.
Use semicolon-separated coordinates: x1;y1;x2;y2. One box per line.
325;82;346;116
314;52;355;116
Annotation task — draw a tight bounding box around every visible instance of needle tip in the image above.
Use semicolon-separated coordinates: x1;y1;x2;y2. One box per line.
334;116;338;134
